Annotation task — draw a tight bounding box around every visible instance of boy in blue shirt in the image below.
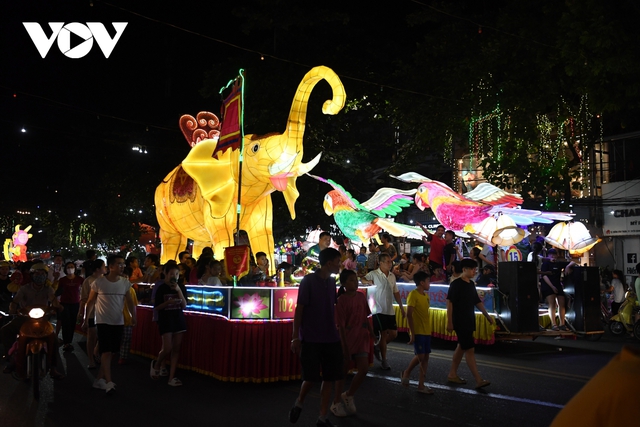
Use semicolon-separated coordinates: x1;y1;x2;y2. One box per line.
356;246;367;270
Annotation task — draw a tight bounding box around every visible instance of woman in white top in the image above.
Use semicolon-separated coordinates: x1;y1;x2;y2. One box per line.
610;269;626;315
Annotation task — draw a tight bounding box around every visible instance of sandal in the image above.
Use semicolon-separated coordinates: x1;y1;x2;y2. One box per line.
150;360;160;379
447;376;467;384
160;367;169;377
400;371;409;388
475;379;491;389
417;387;434;394
168;377;182;387
551;325;560;331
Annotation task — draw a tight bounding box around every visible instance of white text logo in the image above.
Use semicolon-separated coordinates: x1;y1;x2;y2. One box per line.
23;22;128;59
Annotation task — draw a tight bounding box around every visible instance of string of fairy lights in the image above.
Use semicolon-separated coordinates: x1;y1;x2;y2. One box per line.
463;76;604;202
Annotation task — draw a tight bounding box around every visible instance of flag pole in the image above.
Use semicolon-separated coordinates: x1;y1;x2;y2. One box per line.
219;69;246;286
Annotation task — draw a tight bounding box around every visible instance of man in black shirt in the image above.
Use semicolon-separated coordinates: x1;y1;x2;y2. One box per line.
81;250;98;278
446;258;494;389
442;230;459;277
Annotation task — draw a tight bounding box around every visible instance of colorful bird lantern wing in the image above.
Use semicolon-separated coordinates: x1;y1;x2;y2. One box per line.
156;66;346;268
462;182;523;207
374;218;426;240
360;187;417;218
390;172;431;184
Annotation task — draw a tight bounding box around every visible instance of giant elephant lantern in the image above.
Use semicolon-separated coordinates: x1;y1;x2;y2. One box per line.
155;66;346;269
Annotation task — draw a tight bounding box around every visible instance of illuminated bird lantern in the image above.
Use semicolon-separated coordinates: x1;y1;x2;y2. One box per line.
469;214;526;246
544;221;600;255
3;224;32;262
155;66;346;269
308;174;424;244
392;172;574;234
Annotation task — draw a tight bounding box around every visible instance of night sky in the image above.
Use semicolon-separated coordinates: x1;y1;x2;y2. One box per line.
3;1;219;209
1;1;419;215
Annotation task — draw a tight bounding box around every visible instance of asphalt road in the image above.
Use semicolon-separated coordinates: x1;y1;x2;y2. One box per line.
1;329;638;427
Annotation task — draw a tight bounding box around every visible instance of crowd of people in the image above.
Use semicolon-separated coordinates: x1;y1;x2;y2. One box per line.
0;228;635;417
0;246;250;393
289;248;494;427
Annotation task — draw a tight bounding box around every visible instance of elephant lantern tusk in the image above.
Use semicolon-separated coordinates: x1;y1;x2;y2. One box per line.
297;152;322;176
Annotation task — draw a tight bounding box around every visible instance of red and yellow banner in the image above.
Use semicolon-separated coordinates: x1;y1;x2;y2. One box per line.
224;245;250;280
216;81;242;159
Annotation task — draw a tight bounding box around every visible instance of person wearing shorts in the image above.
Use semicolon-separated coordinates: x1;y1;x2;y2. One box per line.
290;248;344;427
84;255;136;394
400;271;434;394
361;253;405;370
446;258;493;390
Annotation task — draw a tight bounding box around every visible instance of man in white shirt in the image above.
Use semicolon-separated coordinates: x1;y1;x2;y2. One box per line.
83;255;137;394
361;253;405;370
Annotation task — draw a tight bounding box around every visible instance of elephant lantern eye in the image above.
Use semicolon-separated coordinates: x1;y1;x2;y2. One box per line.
418;186;426;194
324;194;333;208
250;143;259;154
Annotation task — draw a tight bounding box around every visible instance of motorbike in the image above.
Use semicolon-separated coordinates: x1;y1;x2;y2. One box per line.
609;290;639;340
17;305;55;399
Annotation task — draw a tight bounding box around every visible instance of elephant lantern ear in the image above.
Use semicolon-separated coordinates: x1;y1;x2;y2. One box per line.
181;139;237;218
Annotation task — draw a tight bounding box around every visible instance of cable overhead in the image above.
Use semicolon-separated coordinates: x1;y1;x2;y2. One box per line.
101;1;466;105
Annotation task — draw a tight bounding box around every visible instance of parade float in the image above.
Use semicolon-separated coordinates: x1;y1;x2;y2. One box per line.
132;66;346;382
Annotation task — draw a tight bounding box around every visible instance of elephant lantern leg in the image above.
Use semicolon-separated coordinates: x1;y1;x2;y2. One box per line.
159;229;189;264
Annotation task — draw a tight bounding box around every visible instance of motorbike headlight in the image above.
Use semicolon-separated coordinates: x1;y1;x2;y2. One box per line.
28;308;45;319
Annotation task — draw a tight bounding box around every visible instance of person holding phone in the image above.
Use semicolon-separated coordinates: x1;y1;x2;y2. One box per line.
151;263;187;386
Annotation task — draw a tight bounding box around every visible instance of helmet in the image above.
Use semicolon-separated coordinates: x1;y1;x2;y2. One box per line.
30;263;49;273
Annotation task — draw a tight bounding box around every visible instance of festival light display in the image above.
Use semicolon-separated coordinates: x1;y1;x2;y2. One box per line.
308;174;424;243
155;66;346;268
544;221;600;255
3;224;32;262
392;172;574;233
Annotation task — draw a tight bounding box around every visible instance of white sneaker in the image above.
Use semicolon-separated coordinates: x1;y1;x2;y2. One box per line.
330;401;348;417
105;381;116;395
341;392;356;414
92;378;107;390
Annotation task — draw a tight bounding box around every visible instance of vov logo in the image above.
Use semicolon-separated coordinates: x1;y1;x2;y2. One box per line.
23;22;128;59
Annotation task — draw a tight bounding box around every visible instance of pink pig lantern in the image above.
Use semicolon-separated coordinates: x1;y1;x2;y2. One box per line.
3;224;32;262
